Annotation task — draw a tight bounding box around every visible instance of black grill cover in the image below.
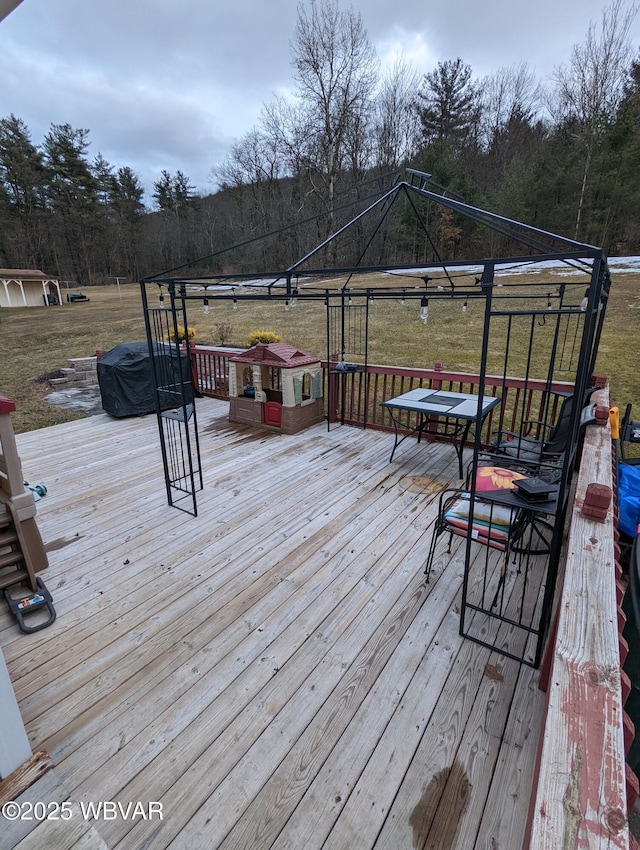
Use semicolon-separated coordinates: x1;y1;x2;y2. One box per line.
97;342;193;418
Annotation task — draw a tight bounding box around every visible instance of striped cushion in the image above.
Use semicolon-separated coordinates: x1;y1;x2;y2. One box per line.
445;494;515;550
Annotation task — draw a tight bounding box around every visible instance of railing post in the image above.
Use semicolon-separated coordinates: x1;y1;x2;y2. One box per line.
432;361;443;390
188;339;200;395
328;356;340;424
425;362;445;442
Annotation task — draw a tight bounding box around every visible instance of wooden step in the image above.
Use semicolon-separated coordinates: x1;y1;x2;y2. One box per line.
0;529;18;547
0;548;23;570
0;511;37;594
0;568;29;589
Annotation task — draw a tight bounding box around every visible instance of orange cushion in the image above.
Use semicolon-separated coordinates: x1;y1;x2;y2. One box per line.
474;466;526;492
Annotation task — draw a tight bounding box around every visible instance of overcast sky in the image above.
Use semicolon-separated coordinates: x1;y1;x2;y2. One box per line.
1;0;639;203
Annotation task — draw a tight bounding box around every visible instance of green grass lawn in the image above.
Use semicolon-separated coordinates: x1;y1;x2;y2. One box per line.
1;270;639;434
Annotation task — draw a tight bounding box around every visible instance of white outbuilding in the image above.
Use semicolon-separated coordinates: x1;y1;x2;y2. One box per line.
0;269;63;308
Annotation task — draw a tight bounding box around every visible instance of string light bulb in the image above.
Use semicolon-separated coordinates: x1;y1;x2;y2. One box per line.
158;291;165;309
202;297;210;316
232;288;238;310
420;295;429;324
580;290;589;311
290;287;298;308
462;299;468;313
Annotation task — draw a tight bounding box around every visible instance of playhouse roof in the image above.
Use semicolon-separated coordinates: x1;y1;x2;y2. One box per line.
230;343;320;368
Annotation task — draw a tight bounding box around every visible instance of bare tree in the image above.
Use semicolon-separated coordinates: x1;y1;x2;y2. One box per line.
290;0;378;240
480;63;543;151
551;0;638;238
217;127;284;190
260;95;315;183
373;57;421;169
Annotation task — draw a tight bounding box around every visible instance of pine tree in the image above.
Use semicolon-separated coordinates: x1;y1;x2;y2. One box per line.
416;59;481;151
0;114;49;267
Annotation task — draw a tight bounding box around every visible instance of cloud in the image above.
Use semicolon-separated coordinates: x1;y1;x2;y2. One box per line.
377;29;438;77
0;0;639;202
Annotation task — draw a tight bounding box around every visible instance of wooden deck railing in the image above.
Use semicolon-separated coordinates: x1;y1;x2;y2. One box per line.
525;386;631;849
190;346;574;449
189;345;244;399
324;362;573;447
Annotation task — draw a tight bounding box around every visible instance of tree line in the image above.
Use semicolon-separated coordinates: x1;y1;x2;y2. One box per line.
0;0;638;286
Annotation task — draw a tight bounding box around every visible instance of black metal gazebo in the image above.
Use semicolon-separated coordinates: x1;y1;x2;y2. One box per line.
139;168;610;666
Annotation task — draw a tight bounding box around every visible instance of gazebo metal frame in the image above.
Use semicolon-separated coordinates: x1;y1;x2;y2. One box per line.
140;168;609;665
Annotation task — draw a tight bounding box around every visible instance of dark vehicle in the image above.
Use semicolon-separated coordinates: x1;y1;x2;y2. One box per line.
66;292;90;302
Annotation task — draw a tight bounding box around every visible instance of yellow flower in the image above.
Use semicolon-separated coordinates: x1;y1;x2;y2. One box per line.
477;466;526;490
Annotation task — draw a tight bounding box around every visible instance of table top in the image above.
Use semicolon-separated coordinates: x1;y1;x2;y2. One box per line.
474;481;561;517
381;388;501;421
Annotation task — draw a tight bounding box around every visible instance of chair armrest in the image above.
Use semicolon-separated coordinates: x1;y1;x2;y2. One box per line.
491;429;520;442
491;421;548;442
521;418;554;436
491;428;543;444
438;486;467;513
438;487;472;519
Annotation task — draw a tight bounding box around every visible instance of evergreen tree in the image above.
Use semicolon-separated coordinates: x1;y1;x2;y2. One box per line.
152;169;196;217
151;169;199;270
0;114;49;267
42;123;100;283
112;166;145;279
598;55;640;251
416;59;482;151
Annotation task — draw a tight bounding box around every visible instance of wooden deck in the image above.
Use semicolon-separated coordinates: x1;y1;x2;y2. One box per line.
1;398;546;850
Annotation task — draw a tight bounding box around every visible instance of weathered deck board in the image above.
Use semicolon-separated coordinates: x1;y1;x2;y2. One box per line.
10;435;401;708
62;465;443;793
3;767;108;850
527;391;629;849
474;663;545;849
2;398;547;849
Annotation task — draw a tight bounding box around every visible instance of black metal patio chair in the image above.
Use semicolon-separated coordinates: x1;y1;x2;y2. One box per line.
489;387;598;475
424;487;519;581
491;387;597;467
424;462;555;617
424;458;535;577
